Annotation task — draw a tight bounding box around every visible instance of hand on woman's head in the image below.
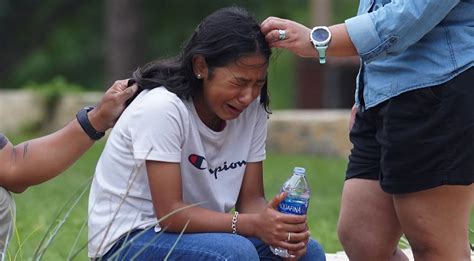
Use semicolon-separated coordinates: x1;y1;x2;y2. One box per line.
261;16;315;57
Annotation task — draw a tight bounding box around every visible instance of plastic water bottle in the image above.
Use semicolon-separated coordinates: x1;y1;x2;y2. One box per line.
270;167;311;258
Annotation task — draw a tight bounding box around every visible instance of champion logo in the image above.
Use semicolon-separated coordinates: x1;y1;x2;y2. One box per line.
188;154;207;170
188;153;247;179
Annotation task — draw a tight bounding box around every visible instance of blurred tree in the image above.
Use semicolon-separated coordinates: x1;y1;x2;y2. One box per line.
0;0;87;88
0;0;103;89
104;0;143;88
0;0;358;109
332;0;359;23
0;0;308;89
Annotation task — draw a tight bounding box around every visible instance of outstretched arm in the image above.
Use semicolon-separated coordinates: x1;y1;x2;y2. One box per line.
261;1;460;61
0;80;137;193
261;17;357;58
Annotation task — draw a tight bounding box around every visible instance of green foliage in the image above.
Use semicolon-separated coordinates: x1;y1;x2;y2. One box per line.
332;0;360;23
1;1;103;90
1;0;360;109
22;76;85;132
263;153;347;252
1;0;358;110
8;134;103;260
24;76;84;103
268;51;297;109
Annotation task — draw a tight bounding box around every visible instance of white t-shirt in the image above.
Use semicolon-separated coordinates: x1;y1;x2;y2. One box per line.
88;87;268;257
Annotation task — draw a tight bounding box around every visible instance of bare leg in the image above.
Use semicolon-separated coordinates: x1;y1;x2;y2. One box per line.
394;184;473;261
338;179;408;261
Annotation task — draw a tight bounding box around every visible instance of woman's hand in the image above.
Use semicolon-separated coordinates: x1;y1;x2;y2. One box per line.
254;192;311;257
260;16;315;58
349;104;358;131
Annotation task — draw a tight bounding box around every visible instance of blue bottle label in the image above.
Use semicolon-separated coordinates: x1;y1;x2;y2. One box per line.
278;197;308;215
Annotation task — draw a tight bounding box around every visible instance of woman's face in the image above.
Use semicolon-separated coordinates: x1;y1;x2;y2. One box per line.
194;54;268;127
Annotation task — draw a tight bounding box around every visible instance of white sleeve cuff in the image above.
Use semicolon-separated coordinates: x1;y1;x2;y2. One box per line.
134;150;181;163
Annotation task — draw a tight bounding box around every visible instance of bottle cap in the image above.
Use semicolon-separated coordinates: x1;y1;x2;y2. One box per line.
293;167;306;175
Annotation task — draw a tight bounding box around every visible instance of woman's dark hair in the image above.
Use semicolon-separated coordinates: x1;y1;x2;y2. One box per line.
128;6;272;112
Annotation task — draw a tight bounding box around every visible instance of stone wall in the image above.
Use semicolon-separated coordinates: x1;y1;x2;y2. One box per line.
0;90;104;134
49;92;104;131
0;90;48;133
0;91;352;157
267;110;351;157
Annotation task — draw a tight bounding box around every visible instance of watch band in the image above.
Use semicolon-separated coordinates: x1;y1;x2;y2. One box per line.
76;106;105;140
316;46;328;64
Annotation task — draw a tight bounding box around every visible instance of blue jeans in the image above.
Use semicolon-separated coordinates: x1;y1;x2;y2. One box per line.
101;227;326;260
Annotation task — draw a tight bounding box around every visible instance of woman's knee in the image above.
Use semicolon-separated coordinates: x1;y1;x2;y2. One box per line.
338;223;401;260
405;232;471;260
337;219;367;251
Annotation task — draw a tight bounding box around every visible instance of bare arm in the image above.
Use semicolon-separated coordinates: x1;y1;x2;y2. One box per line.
0;80;137;193
235;162;267;213
147;160;308;254
260;17;357;58
146;161;234;233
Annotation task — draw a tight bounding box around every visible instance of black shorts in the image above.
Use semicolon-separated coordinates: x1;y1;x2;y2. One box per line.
346;67;474;194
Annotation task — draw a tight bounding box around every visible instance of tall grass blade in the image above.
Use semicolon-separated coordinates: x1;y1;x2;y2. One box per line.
155;202;204;224
13;226;40;261
127;231;161;261
93;145;149;256
109;206;151;261
163;219;190;261
93;165;140;256
398;235;409;249
105;202;203;260
32;177;91;260
110;227;168;261
71;149;146;259
4;202;17;261
68;213;133;260
66;213;88;260
470;227;473;251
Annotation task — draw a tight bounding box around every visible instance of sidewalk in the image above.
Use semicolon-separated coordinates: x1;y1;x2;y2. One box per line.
325;249;413;260
326;248;472;260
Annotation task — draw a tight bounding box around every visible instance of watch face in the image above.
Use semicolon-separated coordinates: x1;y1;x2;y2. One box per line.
312;28;330;43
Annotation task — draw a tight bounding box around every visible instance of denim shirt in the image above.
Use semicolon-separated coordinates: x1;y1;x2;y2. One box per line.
345;0;474;109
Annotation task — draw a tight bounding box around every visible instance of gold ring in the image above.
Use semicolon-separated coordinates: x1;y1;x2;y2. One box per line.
287;232;291;242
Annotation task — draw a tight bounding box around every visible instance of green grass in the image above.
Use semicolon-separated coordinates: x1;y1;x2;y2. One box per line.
8;135;106;260
6;133;474;259
262;154;347;253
